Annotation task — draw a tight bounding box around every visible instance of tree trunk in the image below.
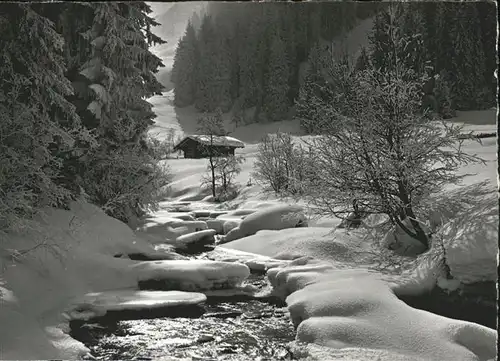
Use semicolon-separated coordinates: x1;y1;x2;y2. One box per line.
397;181;429;249
210;155;216;198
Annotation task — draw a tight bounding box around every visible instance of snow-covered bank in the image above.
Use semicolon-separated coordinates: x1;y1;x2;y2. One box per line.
268;260;496;361
213;236;497;360
0;200;251;359
0;201;163;358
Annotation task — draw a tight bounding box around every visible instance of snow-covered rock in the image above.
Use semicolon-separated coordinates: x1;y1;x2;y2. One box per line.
206;219;224;234
233;204;308;241
207;247;291;273
172;214;196;221
223;220;241;234
268;262;497;361
216;209;256;222
67;290;207;321
222;226;245;243
173;229;216;251
166;220;208;233
189;210;212;218
138;222;193;243
209;210;229;218
222;227;370;266
132;260;251;291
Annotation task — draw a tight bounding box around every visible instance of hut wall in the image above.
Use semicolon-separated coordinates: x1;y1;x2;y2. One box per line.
179;138;239;158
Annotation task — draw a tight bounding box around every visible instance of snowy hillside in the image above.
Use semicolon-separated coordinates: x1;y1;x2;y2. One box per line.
148;2;207;89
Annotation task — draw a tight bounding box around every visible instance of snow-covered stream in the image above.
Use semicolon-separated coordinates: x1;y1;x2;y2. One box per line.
67;206;296;361
70;270;295;360
71;276;295;361
65;196;496;361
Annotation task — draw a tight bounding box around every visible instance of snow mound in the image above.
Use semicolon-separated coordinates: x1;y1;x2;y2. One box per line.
67;290;207;321
166;220;208;233
188;209;213;218
269;263;497;361
1;200;159;359
235;204;308;240
138;223;192;244
208;210;229;218
223;226;246;243
381;218;428;256
214;209;257;234
439;195;498;284
222;227;371;266
173;229;216;251
171;213;196;221
223;220;241;235
0;303;61;360
206;219;224;234
207;247;291;273
149;210;196;222
132;260;250;291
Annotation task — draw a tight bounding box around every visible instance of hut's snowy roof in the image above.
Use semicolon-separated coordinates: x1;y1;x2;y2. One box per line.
174;135;245;150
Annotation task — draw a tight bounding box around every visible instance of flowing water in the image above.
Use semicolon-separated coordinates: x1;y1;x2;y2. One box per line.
70;269;296;361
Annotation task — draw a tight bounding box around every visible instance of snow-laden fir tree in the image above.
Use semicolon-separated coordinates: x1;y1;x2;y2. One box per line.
172;21;199;107
0;3;95;232
56;2;170;224
212;27;233;112
263;31;290;122
448;3;487;110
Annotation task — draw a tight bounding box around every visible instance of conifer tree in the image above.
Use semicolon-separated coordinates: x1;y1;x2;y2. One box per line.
263;31;290;122
172;21;198;107
0;3;95;230
195;15;218;112
448;3;487;110
57;2;169;223
476;2;497;105
355;46;371;72
238;15;262;109
212;27;233;112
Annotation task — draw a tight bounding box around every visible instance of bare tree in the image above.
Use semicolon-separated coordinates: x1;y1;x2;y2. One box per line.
253;132;311;195
202;154;244;201
296;8;483;250
197;108;243;201
197;109;226;198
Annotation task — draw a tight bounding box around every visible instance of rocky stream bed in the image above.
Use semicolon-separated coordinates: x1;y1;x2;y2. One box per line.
70;268;296;361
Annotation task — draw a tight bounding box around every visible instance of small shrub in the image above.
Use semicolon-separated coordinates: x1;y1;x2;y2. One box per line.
202;155;244;202
145;130;177;160
252;132;310;195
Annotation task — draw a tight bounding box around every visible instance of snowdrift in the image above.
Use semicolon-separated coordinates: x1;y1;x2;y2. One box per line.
132;259;251;291
223;204;308;242
439;193;498;284
222;227;372;265
0;200;169;359
267;261;497;361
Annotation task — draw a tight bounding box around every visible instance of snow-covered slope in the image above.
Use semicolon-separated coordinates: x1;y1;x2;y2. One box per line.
0;201;159;359
148;2;207;89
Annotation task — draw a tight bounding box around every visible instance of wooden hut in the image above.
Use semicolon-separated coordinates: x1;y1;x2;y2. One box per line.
173;135;245;159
